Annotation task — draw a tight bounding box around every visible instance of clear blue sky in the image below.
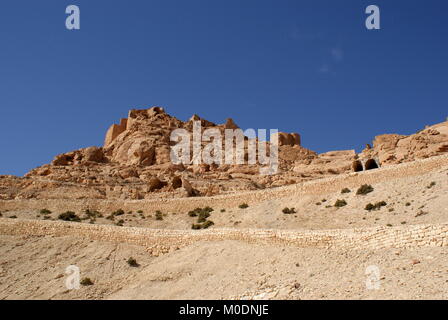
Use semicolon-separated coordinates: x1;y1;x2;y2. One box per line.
1;0;447;176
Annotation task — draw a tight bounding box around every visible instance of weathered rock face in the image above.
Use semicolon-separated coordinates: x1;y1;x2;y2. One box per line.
104;118;127;148
360;121;448;166
274;132;301;147
1;107;447;201
52;147;106;166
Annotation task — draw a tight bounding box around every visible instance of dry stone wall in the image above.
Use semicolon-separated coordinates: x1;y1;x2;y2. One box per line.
1;154;447;215
1;219;447;256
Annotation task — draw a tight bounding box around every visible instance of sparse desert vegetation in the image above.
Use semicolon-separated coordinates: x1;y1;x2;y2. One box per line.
334;199;347;208
282;207;296;214
356;184;374;195
341;188;351;194
127;257;139;267
80;278;94;286
58;211;81;222
155;211;164;221
365;201;387;212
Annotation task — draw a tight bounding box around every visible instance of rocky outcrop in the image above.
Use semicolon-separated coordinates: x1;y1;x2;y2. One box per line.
273;132;301;147
52;147;106;166
360;121;448;167
1;107;447;201
104;118;127;147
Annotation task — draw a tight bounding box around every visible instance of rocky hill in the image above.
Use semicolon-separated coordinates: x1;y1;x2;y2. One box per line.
1;107;448;300
1;107;447;201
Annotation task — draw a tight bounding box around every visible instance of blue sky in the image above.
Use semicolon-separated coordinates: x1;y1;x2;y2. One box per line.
1;0;447;176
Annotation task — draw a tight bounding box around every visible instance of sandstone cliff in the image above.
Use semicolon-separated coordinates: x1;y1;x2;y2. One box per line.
0;107;447;201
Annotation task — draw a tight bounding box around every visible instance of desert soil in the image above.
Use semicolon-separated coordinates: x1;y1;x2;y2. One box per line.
1;157;447;300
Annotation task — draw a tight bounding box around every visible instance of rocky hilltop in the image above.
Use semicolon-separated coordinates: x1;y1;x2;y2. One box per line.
1;107;447;201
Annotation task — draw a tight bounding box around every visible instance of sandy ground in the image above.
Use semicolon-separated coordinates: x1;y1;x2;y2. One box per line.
2;164;447;231
0;161;447;300
0;235;447;300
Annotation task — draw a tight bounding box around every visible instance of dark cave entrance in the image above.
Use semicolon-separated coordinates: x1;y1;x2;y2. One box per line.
365;159;379;170
352;160;363;172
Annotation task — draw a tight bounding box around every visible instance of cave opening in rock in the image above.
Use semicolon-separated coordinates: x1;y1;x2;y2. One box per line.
352;160;363;172
365;159;379;170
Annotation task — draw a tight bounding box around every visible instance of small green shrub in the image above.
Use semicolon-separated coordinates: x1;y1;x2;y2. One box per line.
188;211;197;217
113;209;125;216
239;203;249;209
202;220;214;229
137;210;144;214
282;207;296;214
334;199;347;208
9;215;17;219
197;211;211;223
40;209;52;215
188;207;215;225
188;208;200;217
127;257;139;267
58;211;81;222
427;181;436;189
365;201;387;211
80;278;94;286
220;209;226;213
155;211;163;220
115;219;125;226
341;188;351;194
84;209;101;219
356;184;374;195
405;202;411;207
189;207;213;217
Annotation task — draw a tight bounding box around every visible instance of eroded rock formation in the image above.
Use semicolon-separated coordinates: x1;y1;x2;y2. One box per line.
0;107;447;201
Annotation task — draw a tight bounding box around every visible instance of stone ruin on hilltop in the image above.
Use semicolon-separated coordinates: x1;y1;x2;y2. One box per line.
0;106;447;201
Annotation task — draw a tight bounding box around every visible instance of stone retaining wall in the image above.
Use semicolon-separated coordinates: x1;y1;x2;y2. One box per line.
1;219;447;256
1;154;447;215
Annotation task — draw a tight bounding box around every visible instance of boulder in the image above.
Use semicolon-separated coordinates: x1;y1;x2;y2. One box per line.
171;176;182;189
83;147;106;163
181;178;199;197
148;177;166;192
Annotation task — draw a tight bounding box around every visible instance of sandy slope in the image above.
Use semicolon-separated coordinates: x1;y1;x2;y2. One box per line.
0;157;447;300
1;235;447;300
2;158;448;231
